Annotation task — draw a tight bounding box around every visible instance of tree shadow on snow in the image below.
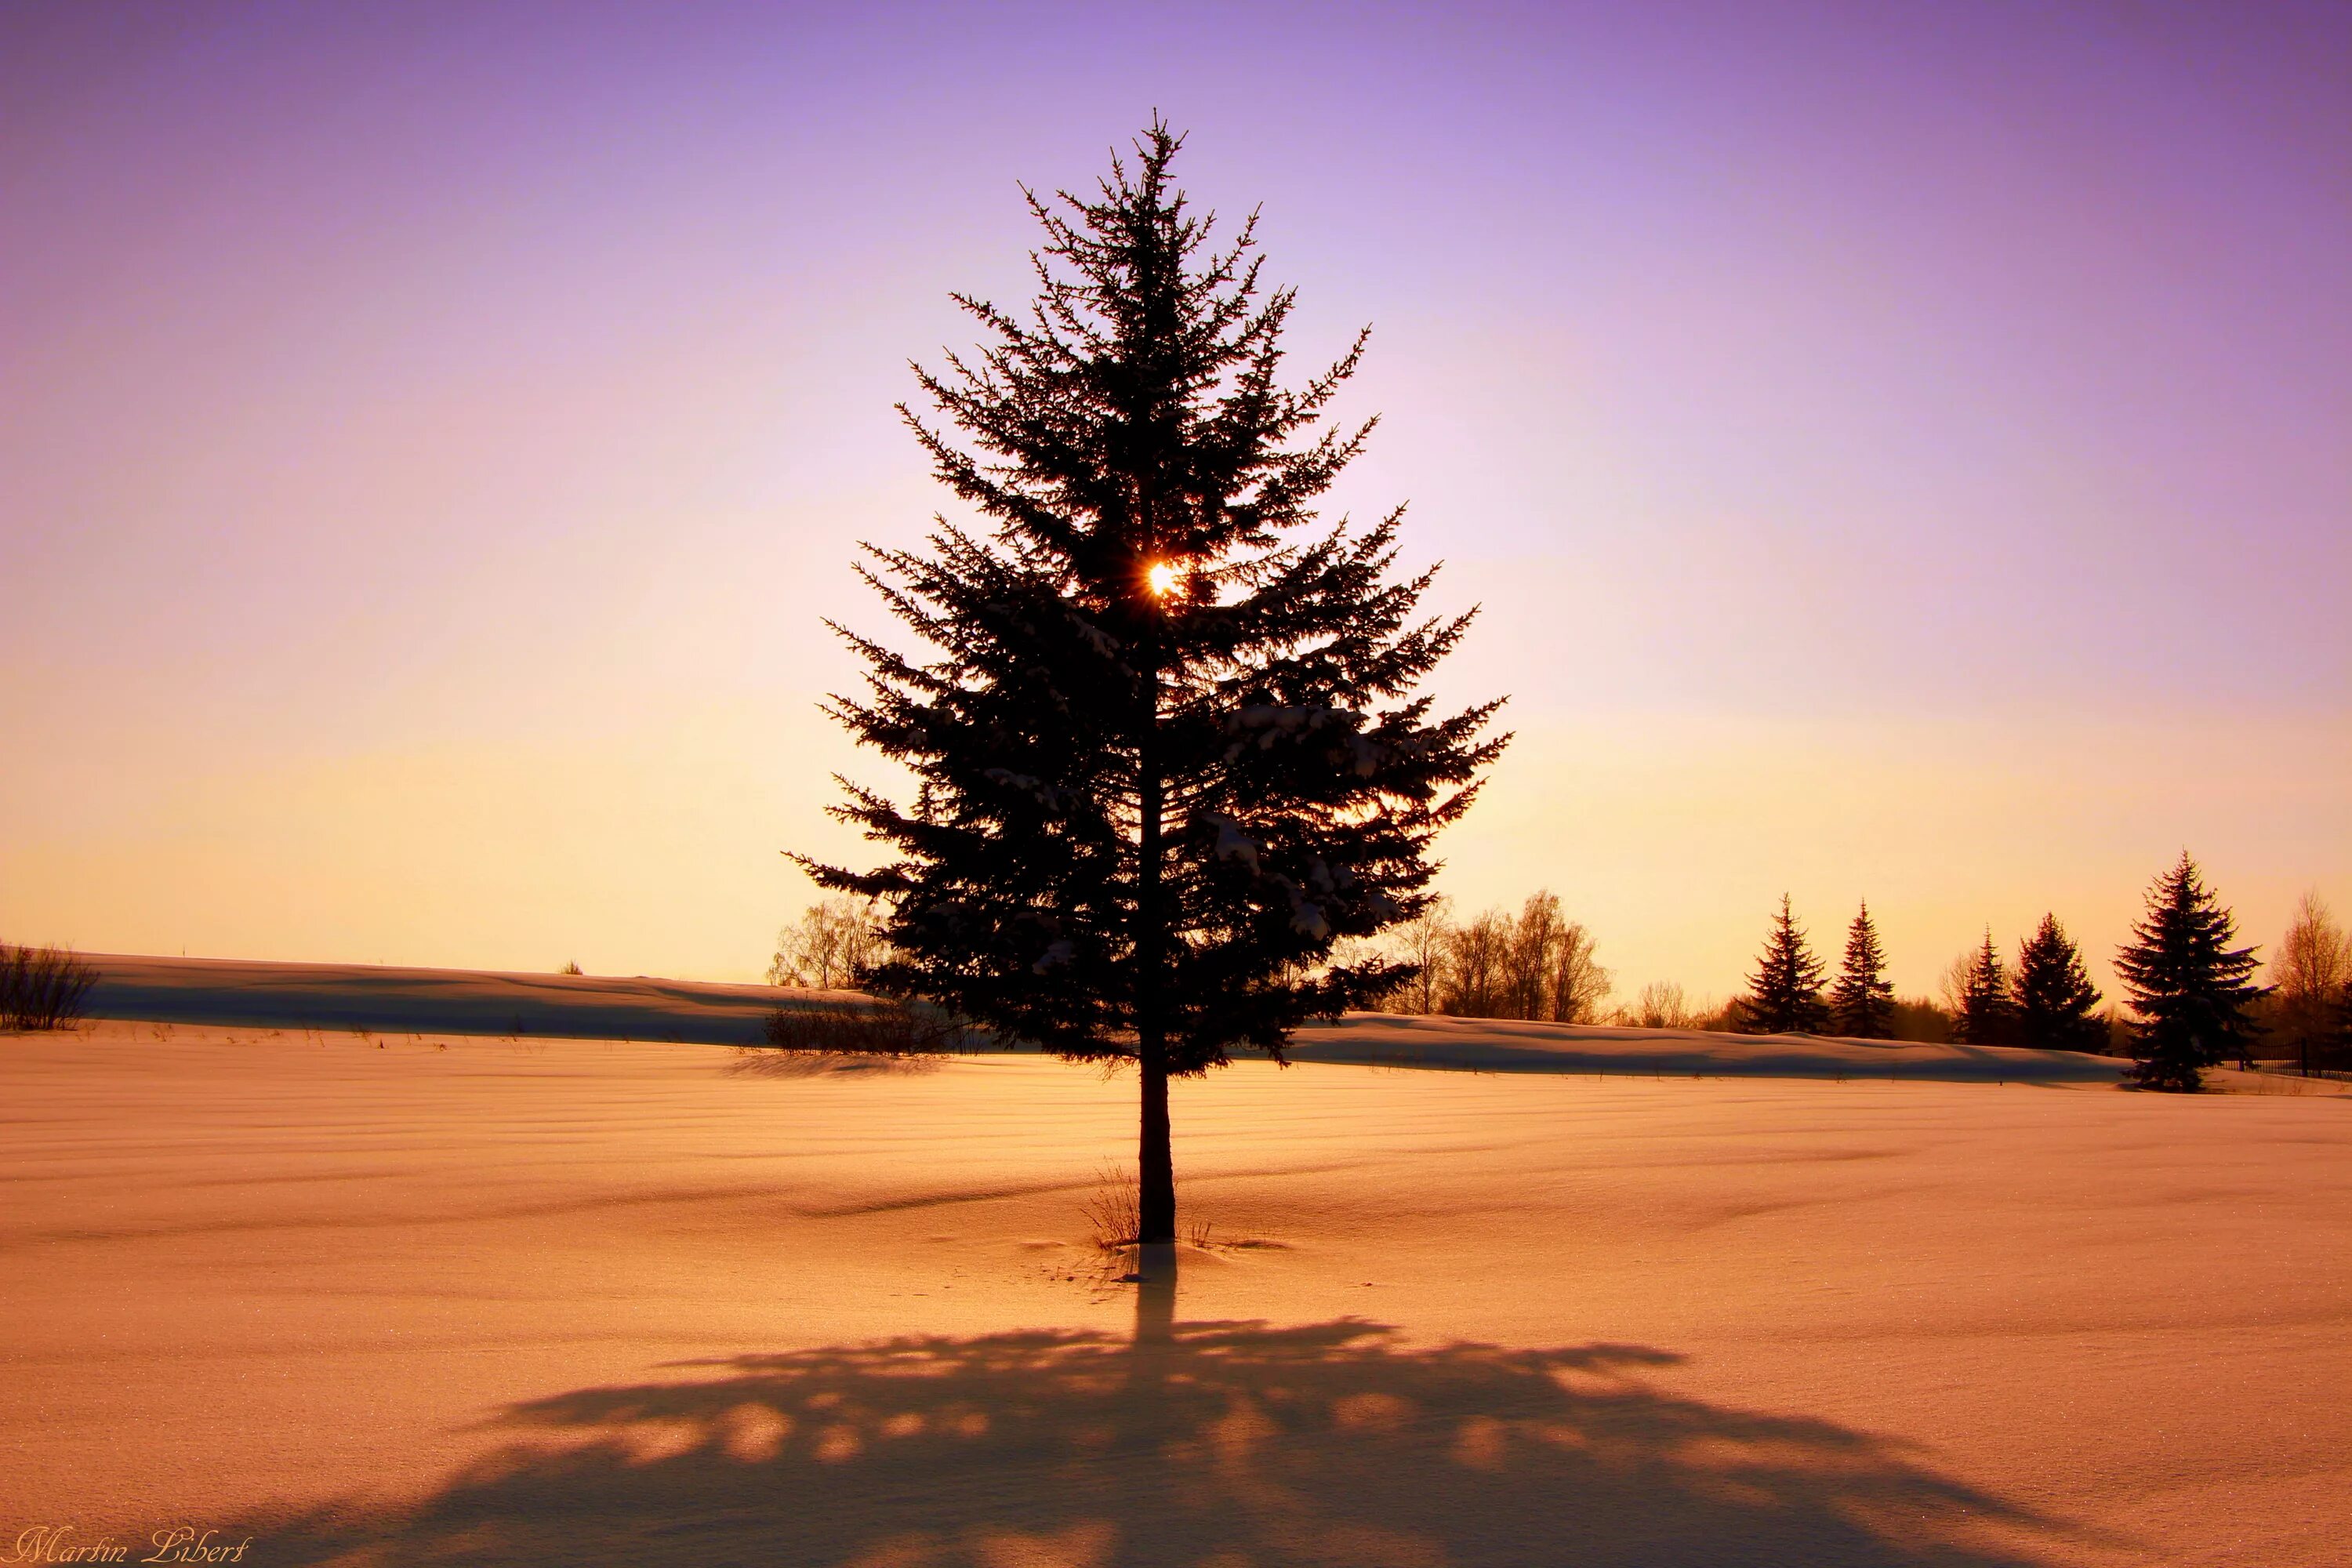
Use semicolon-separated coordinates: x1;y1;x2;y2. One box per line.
251;1258;2090;1567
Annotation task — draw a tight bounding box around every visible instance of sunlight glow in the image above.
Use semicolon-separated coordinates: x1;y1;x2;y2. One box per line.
1146;561;1180;597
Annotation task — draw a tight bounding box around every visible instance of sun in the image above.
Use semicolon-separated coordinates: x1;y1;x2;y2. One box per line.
1145;561;1180;597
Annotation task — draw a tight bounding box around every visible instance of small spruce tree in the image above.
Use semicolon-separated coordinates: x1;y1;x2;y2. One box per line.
2113;853;2264;1092
1742;895;1830;1034
2012;913;2103;1052
1830;902;1894;1039
804;125;1504;1240
1948;929;2017;1046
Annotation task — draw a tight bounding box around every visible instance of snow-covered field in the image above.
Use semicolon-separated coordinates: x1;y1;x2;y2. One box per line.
4;1011;2347;1566
78;953;801;1046
78;954;2129;1082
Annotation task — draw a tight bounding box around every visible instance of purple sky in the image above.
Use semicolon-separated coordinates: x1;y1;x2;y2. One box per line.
4;2;2346;999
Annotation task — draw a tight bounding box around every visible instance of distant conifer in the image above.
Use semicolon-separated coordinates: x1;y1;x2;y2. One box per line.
2113;854;2264;1091
1741;895;1830;1034
1830;902;1895;1039
1949;930;2017;1046
2012;914;2103;1052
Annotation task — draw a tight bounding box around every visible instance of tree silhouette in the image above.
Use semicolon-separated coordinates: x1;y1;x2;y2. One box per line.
2270;892;2350;1076
1947;931;2016;1047
1741;895;1830;1034
2114;854;2263;1091
2012;914;2103;1053
1439;906;1512;1018
1830;902;1895;1039
1501;891;1566;1021
766;896;891;989
1423;891;1611;1022
803;124;1504;1240
1382;896;1455;1015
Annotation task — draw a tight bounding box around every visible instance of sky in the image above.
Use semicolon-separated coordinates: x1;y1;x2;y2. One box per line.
3;1;2347;1004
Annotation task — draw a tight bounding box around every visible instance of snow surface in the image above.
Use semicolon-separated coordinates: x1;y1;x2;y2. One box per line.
78;952;803;1044
81;954;2129;1083
4;1018;2347;1566
1284;1011;2128;1083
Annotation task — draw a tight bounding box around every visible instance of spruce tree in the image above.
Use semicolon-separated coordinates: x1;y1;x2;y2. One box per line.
2012;913;2103;1052
804;125;1505;1241
2113;853;2263;1091
1949;930;2017;1045
1742;895;1830;1034
1830;902;1894;1039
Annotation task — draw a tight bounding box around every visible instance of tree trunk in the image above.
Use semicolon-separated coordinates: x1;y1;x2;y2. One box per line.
1138;1047;1174;1242
1134;637;1176;1244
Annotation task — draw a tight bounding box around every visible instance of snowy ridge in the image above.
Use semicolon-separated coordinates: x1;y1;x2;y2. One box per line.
74;954;2123;1081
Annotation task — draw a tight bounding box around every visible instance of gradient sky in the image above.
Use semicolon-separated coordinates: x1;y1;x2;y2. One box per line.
4;1;2347;1004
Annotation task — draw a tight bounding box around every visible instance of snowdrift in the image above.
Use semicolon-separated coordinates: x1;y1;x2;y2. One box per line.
78;953;2122;1083
1284;1011;2124;1083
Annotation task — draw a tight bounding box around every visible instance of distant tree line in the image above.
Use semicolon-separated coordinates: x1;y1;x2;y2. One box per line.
1349;851;2344;1091
1730;855;2347;1092
2267;889;2351;1080
769;856;2350;1095
1740;896;2109;1051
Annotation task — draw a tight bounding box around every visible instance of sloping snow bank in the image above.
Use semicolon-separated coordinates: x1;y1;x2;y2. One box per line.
1286;1011;2124;1083
78;954;2122;1083
79;953;808;1044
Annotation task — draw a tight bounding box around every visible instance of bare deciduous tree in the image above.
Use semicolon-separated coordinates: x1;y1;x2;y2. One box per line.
2271;891;2350;1076
1383;897;1456;1014
1391;888;1611;1022
1505;891;1566;1020
1936;950;1975;1017
1619;980;1704;1030
1442;909;1513;1019
1548;920;1611;1022
768;897;892;989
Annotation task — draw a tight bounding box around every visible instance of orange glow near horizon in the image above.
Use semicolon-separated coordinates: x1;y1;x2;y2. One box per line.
1;5;2345;1005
